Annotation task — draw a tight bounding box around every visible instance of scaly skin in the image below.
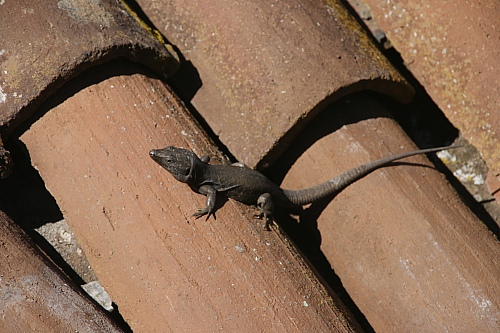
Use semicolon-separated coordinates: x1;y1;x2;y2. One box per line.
150;145;460;229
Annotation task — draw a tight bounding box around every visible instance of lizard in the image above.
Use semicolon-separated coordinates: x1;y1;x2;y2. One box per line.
149;145;460;229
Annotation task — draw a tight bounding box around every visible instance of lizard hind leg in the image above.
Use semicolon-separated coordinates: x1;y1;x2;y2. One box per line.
254;193;275;230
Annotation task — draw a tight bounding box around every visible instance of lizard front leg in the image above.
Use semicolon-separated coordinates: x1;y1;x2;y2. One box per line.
254;193;274;230
193;184;217;220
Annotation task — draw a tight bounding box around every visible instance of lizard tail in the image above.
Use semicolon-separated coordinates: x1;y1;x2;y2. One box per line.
282;145;461;206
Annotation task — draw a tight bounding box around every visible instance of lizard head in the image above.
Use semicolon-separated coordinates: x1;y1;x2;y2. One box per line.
149;146;199;183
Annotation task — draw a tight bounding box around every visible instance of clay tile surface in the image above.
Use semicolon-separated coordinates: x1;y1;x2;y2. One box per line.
355;0;500;175
19;70;362;333
0;0;179;136
138;0;414;168
4;0;500;332
0;211;123;332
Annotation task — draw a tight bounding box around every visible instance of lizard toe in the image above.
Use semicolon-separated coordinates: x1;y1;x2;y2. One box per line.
192;209;208;219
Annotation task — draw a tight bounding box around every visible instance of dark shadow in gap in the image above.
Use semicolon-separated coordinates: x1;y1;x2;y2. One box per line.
266;92;462;333
1;59;156;333
0;139;63;230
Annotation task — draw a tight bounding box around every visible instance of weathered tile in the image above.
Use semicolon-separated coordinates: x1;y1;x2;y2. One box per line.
0;211;123;332
0;0;179;136
354;0;500;176
21;69;361;332
139;0;414;167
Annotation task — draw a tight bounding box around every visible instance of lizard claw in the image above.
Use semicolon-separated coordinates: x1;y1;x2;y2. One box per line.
193;209;208;219
192;208;215;221
252;207;273;230
254;193;274;230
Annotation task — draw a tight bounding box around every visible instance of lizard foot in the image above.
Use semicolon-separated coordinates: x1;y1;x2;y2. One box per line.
192;208;213;221
254;193;275;230
252;208;273;230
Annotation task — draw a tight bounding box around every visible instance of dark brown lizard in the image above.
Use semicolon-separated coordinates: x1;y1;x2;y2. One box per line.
149;145;459;228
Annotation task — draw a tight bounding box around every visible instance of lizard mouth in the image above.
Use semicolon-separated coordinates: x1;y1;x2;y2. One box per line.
149;149;165;164
149;149;174;170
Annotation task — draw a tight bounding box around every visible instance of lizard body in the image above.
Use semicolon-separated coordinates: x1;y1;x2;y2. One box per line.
149;145;458;228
